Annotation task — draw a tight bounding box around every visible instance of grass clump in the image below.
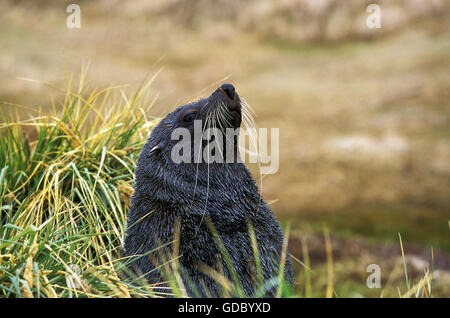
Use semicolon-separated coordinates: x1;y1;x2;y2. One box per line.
0;72;159;297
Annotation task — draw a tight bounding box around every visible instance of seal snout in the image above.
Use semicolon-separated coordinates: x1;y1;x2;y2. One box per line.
219;83;240;112
220;83;235;100
214;83;242;128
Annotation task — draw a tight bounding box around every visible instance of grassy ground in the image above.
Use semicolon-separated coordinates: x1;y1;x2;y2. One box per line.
0;1;449;297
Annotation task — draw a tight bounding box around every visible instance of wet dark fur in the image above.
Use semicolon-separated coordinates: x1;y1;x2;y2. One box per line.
123;86;293;297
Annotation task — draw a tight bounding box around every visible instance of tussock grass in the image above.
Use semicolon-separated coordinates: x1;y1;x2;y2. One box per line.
0;72;160;297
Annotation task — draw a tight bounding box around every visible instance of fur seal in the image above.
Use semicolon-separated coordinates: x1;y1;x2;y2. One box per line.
123;84;293;297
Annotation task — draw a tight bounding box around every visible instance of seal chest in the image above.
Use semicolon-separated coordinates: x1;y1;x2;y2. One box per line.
123;84;293;297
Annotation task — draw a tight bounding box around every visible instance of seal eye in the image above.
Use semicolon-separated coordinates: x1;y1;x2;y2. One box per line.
182;111;197;124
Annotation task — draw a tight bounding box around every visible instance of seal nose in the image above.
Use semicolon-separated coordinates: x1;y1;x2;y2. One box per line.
220;83;235;99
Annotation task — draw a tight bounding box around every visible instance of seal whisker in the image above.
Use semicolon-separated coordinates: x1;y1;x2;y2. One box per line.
240;97;257;117
189;105;212;215
239;99;264;214
219;101;232;129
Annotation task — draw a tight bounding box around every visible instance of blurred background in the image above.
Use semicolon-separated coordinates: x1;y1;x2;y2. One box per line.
1;0;449;296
